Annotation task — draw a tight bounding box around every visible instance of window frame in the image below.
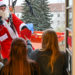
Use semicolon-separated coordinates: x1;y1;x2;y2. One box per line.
65;0;72;74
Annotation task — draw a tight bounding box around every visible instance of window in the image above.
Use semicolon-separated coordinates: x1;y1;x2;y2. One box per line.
68;8;72;30
57;20;60;25
65;0;73;74
57;14;60;17
66;0;72;51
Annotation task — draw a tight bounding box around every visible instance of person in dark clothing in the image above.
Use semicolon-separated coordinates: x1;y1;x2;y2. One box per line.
0;38;40;75
27;29;68;75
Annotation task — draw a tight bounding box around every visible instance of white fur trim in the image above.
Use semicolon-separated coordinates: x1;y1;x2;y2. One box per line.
0;33;8;42
7;26;18;39
19;23;26;31
3;20;18;39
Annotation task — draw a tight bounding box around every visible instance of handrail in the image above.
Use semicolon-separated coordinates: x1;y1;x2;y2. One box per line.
66;48;72;56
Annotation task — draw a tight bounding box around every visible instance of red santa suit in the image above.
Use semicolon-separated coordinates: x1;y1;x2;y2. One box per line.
11;14;35;50
12;13;31;40
0;24;17;59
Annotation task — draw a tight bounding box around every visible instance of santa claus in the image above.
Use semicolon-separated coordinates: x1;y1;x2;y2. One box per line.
0;0;32;59
0;0;32;39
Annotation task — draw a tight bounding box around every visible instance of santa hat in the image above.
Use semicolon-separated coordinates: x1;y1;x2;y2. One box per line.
0;0;6;7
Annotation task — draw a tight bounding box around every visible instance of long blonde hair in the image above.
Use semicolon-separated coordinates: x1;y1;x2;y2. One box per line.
42;29;60;72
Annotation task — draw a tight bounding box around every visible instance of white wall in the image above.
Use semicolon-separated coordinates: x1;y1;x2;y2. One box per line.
51;12;65;32
15;13;22;19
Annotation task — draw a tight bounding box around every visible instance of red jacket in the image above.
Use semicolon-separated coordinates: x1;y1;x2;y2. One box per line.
0;25;12;59
12;13;31;39
0;23;17;59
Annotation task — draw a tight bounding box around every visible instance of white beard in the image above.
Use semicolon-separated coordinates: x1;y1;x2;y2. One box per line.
0;9;9;20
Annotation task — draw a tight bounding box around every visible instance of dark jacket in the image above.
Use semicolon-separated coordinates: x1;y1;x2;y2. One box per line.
27;40;68;75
